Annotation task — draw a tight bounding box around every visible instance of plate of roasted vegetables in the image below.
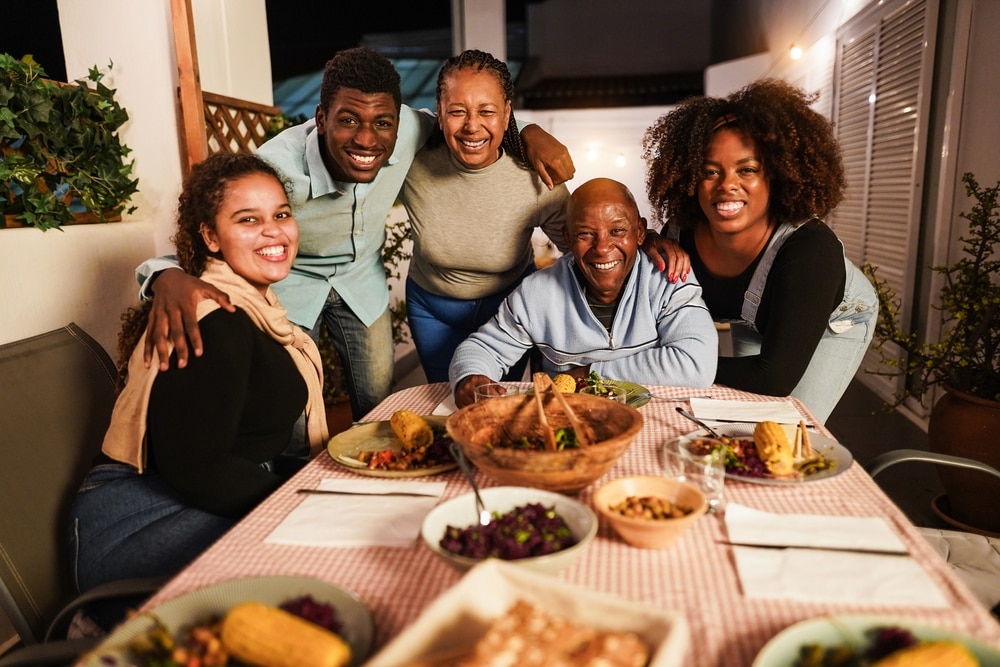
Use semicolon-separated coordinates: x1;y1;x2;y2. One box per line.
328;411;458;477
676;421;852;485
752;615;1000;666
83;575;374;667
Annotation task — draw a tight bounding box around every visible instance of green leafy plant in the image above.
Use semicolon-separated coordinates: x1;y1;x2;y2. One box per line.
383;216;413;345
0;53;138;231
864;172;1000;406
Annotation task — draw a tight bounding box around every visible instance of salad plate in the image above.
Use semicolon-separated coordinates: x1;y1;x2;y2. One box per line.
677;423;852;485
603;379;651;409
752;614;1000;666
327;415;458;478
83;575;374;667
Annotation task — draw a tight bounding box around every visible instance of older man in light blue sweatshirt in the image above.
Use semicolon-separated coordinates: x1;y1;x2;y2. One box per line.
450;178;718;408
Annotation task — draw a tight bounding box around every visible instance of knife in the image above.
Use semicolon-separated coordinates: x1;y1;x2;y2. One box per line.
296;488;440;498
719;541;909;556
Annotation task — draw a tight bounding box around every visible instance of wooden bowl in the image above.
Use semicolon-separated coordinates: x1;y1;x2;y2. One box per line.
446;392;644;494
592;476;707;549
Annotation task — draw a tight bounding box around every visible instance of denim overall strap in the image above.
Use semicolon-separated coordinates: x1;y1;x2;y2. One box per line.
739;222;799;332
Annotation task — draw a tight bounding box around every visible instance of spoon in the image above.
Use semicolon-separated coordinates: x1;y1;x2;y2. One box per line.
675;406;724;439
449;441;491;526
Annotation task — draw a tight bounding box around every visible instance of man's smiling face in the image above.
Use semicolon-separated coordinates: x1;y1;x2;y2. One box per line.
565;178;647;304
315;87;399;183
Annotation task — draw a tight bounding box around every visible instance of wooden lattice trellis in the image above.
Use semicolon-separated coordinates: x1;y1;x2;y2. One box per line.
202;91;281;157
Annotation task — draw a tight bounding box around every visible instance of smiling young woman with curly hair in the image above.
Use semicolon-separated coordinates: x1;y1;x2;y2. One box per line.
641;79;877;423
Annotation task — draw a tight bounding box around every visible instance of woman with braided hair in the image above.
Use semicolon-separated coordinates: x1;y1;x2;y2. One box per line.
641;78;877;423
399;49;570;383
401;49;690;384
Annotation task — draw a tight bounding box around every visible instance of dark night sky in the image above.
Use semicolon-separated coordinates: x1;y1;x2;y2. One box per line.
6;1;531;84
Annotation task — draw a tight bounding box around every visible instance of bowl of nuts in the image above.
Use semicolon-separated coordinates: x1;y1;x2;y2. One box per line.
591;476;707;549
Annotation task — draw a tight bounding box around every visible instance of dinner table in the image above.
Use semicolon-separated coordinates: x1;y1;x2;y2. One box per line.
109;382;1000;666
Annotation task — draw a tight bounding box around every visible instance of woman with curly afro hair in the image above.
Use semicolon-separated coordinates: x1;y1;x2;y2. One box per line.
641;79;877;423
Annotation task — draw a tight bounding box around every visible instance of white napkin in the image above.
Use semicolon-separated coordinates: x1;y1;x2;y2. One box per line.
732;546;949;607
690;398;804;424
264;478;446;548
432;394;457;416
725;503;907;552
725;504;948;607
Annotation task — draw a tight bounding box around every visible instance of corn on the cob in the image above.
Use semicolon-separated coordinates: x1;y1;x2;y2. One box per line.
220;601;351;667
753;421;794;475
390;409;435;451
871;640;979;667
551;374;577;393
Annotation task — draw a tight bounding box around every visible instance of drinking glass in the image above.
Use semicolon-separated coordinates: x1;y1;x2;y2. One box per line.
474;382;522;402
579;385;627;403
664;436;726;513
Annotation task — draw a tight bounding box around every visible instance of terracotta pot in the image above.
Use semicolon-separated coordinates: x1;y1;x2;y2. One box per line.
927;385;1000;534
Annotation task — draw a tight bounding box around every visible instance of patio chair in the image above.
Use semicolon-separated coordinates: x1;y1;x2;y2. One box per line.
864;450;1000;616
0;324;163;666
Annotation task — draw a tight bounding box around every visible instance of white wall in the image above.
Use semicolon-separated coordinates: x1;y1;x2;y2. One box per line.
0;0;270;357
518;106;674;224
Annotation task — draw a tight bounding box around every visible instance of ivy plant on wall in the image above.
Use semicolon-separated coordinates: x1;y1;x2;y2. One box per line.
0;54;138;231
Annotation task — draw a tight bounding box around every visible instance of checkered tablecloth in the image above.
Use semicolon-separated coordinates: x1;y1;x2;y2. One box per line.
136;384;1000;665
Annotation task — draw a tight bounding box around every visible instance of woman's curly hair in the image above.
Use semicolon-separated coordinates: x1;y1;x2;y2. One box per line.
642;78;846;230
430;49;529;168
115;154;284;383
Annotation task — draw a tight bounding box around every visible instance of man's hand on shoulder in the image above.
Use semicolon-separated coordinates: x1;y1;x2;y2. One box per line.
521;124;576;190
143;269;235;370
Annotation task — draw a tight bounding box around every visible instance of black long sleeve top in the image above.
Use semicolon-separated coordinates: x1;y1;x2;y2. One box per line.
680;220;846;396
146;308;307;518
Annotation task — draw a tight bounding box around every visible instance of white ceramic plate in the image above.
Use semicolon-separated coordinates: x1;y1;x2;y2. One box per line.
420;486;598;574
327;415;458;478
83;575;374;667
753;615;1000;666
677;424;852;484
366;559;690;667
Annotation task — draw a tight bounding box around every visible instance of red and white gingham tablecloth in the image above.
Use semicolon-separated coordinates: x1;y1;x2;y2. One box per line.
135;384;1000;665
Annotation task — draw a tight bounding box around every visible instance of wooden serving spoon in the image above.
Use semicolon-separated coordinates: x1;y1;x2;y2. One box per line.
532;373;559;452
534;372;596;448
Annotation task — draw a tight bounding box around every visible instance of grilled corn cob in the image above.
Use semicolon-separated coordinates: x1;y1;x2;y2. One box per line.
390;409;435;452
220;602;351;667
551;374;577;393
871;640;979;667
753;421;794;475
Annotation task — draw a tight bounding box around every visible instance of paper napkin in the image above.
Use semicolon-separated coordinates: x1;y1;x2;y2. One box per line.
690;398;804;424
725;504;948;607
724;503;907;552
265;478;446;548
732;545;949;607
432;394;458;416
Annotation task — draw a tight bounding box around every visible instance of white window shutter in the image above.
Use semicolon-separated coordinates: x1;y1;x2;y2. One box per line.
830;0;937;406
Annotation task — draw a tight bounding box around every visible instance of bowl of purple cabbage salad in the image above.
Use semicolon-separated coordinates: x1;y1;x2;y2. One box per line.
421;486;597;573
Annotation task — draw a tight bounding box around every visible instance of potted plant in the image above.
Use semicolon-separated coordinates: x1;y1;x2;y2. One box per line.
864;172;1000;533
0;53;138;231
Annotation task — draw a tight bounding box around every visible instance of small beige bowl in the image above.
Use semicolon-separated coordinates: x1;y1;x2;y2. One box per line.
592;476;707;549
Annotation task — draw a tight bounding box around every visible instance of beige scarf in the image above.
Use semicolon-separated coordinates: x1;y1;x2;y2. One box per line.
102;259;330;471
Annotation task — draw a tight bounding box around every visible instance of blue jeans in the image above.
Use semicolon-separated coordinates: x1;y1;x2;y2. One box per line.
67;464;235;595
406;273;532;383
308;288;394;420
